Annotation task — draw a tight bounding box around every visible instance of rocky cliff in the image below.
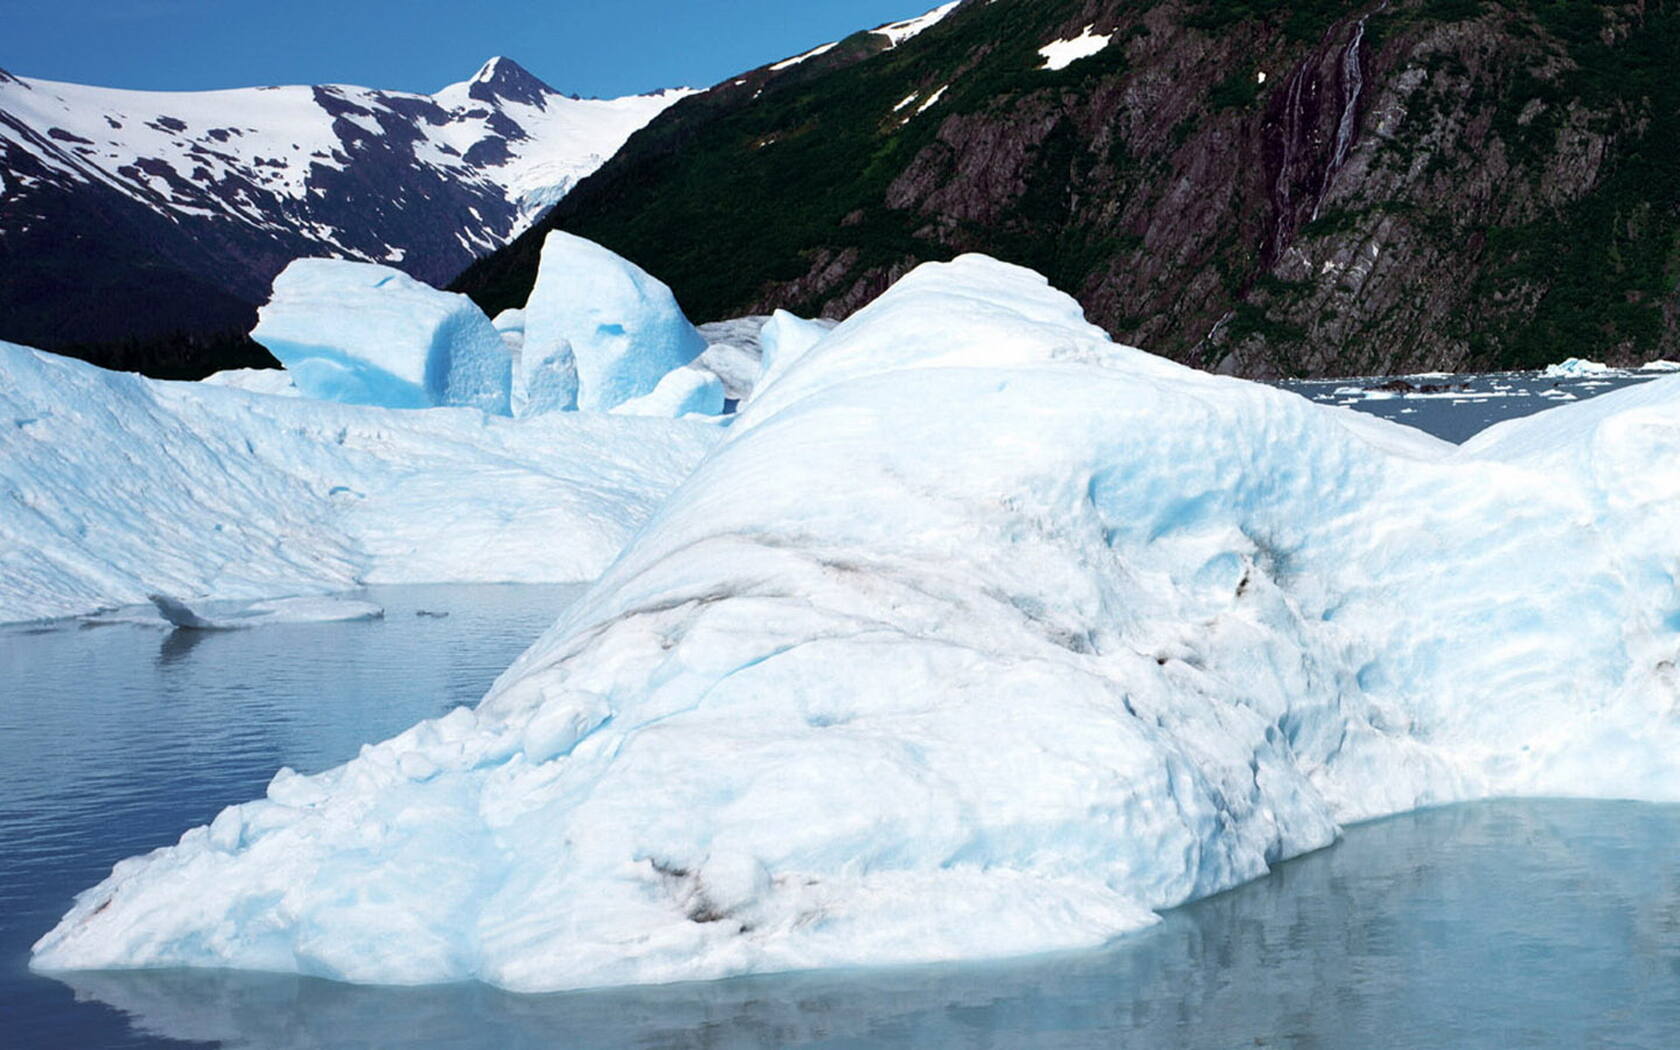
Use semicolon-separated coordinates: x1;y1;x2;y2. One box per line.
458;0;1680;377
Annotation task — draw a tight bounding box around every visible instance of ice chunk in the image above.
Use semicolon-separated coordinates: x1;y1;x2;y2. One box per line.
149;593;384;629
693;315;840;403
1640;359;1680;373
0;342;720;624
514;338;579;417
30;256;1680;995
694;316;771;401
611;365;725;418
252;259;512;415
743;310;832;406
523;232;707;412
1543;358;1611;378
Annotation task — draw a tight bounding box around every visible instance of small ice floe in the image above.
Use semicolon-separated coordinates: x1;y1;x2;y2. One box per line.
1543;358;1611;378
147;594;384;631
1641;360;1680;373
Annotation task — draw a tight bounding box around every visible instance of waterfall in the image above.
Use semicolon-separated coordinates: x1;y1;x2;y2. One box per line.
1314;17;1369;221
1273;63;1311;250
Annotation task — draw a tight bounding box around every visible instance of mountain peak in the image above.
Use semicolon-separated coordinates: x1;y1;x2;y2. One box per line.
467;57;556;109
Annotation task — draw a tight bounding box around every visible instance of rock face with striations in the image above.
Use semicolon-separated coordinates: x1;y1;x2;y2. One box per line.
457;0;1680;378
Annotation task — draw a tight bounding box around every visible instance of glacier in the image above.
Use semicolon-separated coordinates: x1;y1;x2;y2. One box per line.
252;259;514;414
0;342;718;624
524;231;709;413
26;255;1680;993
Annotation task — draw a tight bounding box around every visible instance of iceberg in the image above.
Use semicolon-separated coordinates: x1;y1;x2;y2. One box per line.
523;232;708;413
0;342;719;624
29;256;1680;993
1543;357;1611;378
252;259;513;415
149;593;385;629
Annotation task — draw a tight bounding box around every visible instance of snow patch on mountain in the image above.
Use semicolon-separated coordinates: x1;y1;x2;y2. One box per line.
873;2;962;46
1039;27;1114;71
0;60;692;270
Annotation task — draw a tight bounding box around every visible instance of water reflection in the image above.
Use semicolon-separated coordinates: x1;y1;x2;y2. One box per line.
155;628;209;665
51;800;1680;1050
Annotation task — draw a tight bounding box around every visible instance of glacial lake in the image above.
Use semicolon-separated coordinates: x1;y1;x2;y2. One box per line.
4;377;1680;1048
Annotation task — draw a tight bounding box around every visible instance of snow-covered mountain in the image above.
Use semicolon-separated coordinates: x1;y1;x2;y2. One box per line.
0;59;690;351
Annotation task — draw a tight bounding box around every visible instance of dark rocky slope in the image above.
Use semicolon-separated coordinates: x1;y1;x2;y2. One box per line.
459;0;1680;377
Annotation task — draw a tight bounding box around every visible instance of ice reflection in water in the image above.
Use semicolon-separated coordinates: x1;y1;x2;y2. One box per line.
52;801;1680;1049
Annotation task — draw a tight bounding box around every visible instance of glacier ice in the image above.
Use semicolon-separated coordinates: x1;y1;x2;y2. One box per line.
611;365;726;419
252;259;513;415
745;309;833;405
512;336;580;418
694;315;840;403
28;255;1680;993
200;368;299;398
0;342;719;624
694;317;772;401
523;231;708;413
492;308;526;352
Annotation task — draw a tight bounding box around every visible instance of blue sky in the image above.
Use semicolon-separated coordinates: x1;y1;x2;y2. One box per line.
0;0;939;96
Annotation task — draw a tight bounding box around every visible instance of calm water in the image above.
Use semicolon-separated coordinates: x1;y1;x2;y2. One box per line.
0;584;585;1049
1282;368;1670;443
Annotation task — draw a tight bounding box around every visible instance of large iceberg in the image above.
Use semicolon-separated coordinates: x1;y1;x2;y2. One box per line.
252;260;513;415
30;257;1680;992
0;343;719;623
523;231;708;413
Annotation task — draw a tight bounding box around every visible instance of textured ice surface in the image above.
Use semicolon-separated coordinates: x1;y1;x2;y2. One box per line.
253;260;513;414
512;337;579;418
694;315;840;402
0;343;719;623
523;232;707;412
746;310;834;406
30;257;1680;993
200;369;299;398
612;366;726;419
694;317;771;402
492;309;526;352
